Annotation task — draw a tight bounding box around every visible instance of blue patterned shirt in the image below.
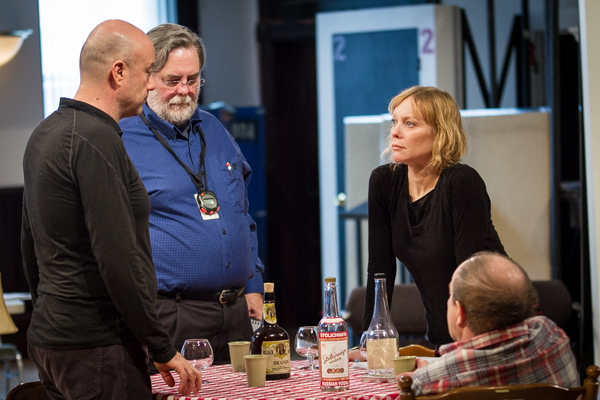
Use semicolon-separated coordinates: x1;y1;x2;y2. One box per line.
120;105;264;294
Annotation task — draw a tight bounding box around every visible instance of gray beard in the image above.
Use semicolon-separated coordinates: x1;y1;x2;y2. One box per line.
146;90;198;127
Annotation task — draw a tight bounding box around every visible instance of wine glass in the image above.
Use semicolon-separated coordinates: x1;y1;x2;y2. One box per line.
295;326;319;370
181;339;213;384
359;331;368;361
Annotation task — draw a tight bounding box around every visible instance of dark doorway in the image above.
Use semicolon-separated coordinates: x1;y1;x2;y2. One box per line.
258;20;322;329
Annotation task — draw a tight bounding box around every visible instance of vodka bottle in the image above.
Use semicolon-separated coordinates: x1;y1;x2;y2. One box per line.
365;273;399;374
318;277;350;391
250;283;291;380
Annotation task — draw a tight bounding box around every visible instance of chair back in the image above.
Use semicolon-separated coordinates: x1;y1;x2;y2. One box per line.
5;381;49;400
345;281;574;347
398;344;435;358
398;365;600;400
345;284;432;347
532;280;573;329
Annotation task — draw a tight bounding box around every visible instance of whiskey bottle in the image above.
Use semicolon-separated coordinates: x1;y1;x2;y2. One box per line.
250;282;291;380
318;277;350;391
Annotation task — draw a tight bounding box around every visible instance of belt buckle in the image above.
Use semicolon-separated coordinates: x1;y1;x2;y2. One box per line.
219;289;233;304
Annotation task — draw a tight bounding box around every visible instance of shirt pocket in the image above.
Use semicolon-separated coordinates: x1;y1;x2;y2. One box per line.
219;154;247;214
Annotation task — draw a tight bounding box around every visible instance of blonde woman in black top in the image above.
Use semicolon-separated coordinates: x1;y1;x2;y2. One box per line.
362;86;506;347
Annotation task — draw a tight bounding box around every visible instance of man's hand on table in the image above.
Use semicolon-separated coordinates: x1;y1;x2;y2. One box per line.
396;358;429;380
245;292;263;320
154;352;202;395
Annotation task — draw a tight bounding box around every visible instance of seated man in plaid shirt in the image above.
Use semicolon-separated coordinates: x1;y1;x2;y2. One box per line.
398;251;580;395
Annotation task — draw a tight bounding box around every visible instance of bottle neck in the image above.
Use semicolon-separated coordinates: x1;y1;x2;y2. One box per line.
371;278;392;325
323;283;340;318
263;291;278;326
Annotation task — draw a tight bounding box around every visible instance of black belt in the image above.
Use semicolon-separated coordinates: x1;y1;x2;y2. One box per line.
157;286;245;304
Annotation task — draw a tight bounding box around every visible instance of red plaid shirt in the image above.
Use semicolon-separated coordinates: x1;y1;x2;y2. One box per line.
410;316;580;396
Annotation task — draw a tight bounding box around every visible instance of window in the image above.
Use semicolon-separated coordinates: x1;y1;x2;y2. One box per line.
38;0;173;116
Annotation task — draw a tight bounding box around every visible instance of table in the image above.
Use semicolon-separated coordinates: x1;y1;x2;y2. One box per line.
4;292;31;315
152;360;400;400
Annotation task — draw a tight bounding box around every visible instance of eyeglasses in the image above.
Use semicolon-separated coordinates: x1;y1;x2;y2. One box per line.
159;76;206;89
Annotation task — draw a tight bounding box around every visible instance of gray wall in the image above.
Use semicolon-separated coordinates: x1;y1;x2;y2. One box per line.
0;0;44;188
198;0;261;107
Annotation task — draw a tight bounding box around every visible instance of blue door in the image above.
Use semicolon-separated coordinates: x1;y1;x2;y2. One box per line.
333;28;419;300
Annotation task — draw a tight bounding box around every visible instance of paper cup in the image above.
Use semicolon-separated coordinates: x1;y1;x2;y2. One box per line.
393;355;417;374
244;355;267;387
229;341;251;372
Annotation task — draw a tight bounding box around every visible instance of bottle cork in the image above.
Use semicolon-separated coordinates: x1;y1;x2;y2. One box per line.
264;282;274;292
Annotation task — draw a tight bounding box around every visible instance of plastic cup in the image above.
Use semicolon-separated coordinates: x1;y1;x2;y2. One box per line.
244;355;267;387
229;341;251;372
393;355;417;374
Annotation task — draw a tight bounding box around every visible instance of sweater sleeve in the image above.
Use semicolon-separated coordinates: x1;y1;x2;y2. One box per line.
448;165;504;264
20;198;40;306
363;165;398;331
72;132;175;363
242;157;265;294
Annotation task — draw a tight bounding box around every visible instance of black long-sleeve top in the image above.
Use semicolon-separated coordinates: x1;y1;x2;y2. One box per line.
363;163;506;345
21;98;175;363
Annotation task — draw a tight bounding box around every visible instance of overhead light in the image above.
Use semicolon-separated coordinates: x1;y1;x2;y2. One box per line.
0;29;33;67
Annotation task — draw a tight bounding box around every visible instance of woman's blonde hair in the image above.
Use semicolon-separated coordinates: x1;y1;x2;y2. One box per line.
385;86;467;175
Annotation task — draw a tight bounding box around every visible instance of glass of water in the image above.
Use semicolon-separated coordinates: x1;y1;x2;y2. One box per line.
295;326;319;370
181;339;213;383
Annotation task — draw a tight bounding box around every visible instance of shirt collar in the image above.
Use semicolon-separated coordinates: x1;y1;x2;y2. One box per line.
439;318;531;355
142;103;203;140
59;98;122;136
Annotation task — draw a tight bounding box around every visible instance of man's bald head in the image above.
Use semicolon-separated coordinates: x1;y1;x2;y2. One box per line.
79;20;150;84
74;20;156;122
450;252;539;336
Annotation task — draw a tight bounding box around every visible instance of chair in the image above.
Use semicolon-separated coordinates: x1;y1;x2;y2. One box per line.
398;344;435;358
0;273;24;396
345;280;575;348
398;365;600;400
345;284;433;348
531;280;574;330
5;381;48;400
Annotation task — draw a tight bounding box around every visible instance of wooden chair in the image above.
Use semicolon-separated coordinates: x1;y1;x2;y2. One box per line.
5;381;49;400
398;344;436;358
398;365;600;400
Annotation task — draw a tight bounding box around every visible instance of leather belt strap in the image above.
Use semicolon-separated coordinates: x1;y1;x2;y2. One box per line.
157;286;245;304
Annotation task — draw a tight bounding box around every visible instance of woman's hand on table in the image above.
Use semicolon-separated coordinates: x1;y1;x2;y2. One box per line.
154;351;203;395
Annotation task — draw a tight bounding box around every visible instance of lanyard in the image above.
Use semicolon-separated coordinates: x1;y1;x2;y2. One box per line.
140;111;209;193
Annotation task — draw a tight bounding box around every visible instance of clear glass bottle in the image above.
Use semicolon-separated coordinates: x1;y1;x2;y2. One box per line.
318;277;350;391
365;273;399;375
250;283;291;380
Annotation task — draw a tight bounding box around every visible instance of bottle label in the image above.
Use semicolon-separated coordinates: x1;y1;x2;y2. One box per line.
319;330;350;388
263;303;277;324
261;340;290;375
367;338;398;370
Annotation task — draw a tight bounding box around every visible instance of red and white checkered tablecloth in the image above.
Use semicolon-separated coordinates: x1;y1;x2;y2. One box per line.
152;360;400;400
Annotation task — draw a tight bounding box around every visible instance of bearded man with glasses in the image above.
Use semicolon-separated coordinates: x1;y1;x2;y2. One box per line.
120;23;264;373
